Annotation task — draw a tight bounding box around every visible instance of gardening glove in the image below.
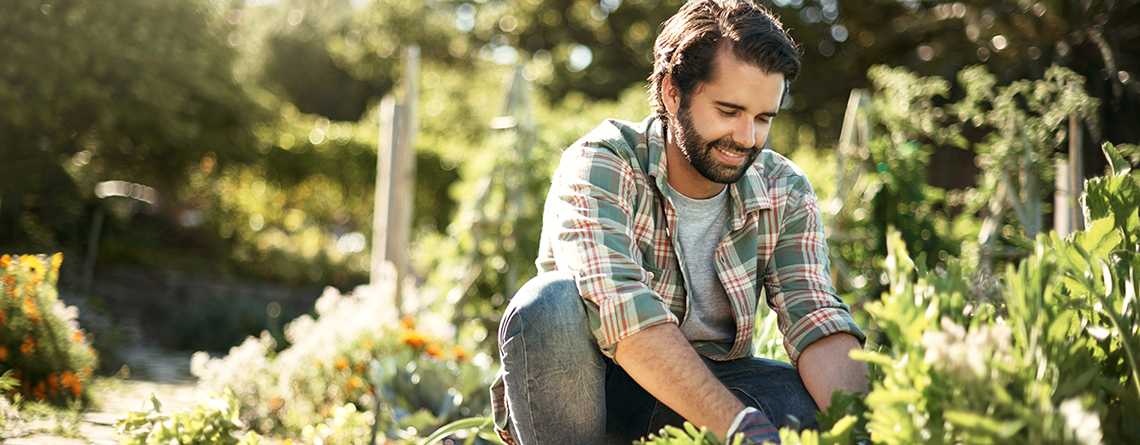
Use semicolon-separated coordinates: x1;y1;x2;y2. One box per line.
726;406;780;445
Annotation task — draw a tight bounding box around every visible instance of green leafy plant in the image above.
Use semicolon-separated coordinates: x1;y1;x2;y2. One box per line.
0;253;97;406
639;142;1138;444
115;388;261;445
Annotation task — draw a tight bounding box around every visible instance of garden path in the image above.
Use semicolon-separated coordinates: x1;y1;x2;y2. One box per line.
7;342;202;445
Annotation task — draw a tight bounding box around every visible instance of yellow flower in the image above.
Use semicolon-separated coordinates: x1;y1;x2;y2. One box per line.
334;357;350;371
50;253;62;273
0;255;10;268
19;255;45;286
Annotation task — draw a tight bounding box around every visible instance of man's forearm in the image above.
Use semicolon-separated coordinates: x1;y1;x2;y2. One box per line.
613;323;744;436
797;333;868;410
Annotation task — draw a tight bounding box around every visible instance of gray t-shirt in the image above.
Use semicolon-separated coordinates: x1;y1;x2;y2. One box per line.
666;184;736;344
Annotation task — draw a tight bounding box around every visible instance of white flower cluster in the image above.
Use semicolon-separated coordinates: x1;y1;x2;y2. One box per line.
1059;398;1103;445
921;317;1013;380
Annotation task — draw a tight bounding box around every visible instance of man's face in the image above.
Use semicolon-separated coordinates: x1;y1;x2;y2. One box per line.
673;98;759;184
664;46;786;194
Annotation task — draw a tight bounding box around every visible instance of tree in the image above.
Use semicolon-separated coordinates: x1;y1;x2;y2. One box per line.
0;0;260;252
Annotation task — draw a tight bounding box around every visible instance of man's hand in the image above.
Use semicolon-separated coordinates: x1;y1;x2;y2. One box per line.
797;333;867;410
613;323;744;437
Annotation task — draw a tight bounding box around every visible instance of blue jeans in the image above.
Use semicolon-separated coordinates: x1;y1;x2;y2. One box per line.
497;272;819;445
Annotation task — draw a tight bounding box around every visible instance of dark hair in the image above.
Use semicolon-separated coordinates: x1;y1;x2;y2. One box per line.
648;0;801;118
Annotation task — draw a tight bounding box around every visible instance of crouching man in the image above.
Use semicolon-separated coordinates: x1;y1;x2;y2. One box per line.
491;1;868;443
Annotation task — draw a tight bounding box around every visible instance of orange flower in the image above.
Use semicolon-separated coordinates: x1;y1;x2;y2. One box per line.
346;375;363;391
20;336;35;355
354;361;366;373
400;316;416;329
0;307;7;326
72;331;83;343
32;380;46;401
62;370;83;397
50;253;63;273
23;297;40;325
452;346;470;362
334;357;350;371
0;255;11;268
424;344;443;360
399;330;427;349
61;371;76;388
0;346;7;361
82;366;93;378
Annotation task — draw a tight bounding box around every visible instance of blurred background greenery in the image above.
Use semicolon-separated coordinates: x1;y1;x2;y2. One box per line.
1;0;1137;355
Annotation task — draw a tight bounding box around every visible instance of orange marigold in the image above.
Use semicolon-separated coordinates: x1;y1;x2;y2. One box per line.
32;380;46;401
452;346;470;362
61;371;76;387
0;346;7;361
0;255;10;268
399;330;427;349
424;344;443;360
399;316;416;329
23;297;40;325
346;375;363;391
334;357;350;371
72;330;84;343
20;336;35;355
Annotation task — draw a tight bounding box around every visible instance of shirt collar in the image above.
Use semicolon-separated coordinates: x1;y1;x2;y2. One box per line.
644;116;773;224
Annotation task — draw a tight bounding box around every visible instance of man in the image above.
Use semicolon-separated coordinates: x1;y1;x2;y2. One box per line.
491;1;867;444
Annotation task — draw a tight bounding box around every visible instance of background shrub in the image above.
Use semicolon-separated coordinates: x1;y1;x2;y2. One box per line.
0;254;97;406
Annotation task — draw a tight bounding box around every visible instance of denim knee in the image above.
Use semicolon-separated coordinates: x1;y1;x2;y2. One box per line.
499;271;597;354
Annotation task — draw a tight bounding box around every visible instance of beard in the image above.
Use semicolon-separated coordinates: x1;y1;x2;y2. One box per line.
672;105;760;184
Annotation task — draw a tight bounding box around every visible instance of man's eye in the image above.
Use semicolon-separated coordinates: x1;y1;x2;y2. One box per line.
719;109;735;116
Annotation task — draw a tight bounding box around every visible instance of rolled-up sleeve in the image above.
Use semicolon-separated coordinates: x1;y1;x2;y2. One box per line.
765;177;865;367
544;143;678;358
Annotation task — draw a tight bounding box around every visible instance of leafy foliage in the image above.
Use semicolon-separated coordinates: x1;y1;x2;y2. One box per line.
115;388;262;445
0;254;97;406
634;142;1139;445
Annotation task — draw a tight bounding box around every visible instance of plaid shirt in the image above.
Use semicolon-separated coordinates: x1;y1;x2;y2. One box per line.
491;116;865;441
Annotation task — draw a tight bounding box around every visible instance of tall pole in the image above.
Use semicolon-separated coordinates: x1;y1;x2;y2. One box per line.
369;45;419;316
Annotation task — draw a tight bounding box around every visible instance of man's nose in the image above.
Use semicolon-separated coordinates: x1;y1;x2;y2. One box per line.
733;118;756;148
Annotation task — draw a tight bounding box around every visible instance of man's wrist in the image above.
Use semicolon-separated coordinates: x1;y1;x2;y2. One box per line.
726;406;758;439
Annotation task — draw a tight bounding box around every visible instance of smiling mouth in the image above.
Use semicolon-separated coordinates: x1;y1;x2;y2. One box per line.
714;145;746;160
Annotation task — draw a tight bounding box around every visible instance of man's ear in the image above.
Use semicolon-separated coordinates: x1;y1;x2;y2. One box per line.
663;74;681;116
